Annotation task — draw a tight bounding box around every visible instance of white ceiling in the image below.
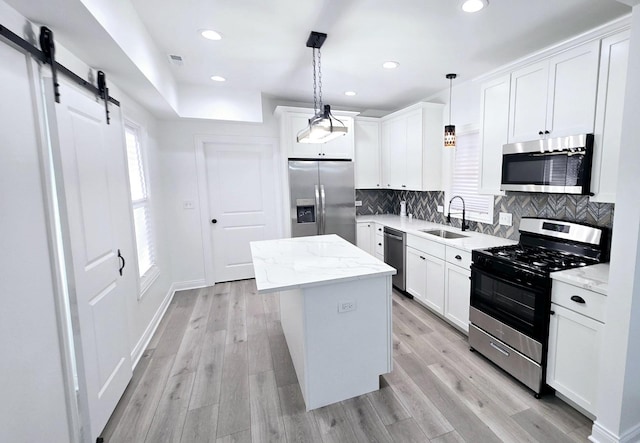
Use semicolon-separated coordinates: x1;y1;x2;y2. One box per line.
4;0;632;118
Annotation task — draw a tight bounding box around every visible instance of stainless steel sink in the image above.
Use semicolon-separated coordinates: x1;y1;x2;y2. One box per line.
419;229;468;239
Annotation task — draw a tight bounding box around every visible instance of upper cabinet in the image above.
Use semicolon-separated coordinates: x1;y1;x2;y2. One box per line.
380;103;444;191
275;106;357;160
478;74;511;195
354;117;382;189
590;30;630;203
508;41;600;143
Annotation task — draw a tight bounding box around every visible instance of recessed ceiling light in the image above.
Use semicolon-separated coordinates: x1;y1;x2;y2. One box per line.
461;0;488;13
344;91;357;96
200;29;222;40
210;75;226;82
382;61;399;69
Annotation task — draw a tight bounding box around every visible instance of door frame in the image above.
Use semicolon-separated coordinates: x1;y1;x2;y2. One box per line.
194;134;283;286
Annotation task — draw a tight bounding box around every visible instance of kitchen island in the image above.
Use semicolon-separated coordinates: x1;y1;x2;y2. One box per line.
250;234;396;410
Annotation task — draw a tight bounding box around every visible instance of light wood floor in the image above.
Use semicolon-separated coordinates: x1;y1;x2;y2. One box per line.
100;280;593;442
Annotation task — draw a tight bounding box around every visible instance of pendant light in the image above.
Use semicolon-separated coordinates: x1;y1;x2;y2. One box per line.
297;31;348;144
444;73;457;148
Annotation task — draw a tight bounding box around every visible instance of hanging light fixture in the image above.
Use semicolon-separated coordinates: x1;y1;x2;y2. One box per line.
297;31;348;144
444;73;457;148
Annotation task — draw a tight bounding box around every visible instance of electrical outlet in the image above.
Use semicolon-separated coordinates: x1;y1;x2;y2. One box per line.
355;200;363;207
499;212;513;226
338;300;356;313
183;200;195;210
437;205;444;213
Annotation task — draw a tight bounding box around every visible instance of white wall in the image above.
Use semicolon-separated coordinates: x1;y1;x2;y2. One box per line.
592;5;640;442
157;99;280;284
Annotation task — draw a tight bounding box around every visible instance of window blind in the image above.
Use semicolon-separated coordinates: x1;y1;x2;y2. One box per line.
450;132;493;215
125;125;156;278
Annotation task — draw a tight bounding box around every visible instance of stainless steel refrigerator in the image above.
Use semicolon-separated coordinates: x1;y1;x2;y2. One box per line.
288;160;356;244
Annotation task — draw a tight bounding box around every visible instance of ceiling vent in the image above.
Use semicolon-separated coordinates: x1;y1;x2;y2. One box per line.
168;54;184;66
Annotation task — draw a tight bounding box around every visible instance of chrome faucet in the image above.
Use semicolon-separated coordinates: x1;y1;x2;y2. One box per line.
447;195;469;231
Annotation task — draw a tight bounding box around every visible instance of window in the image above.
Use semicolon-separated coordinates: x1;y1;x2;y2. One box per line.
447;130;494;224
124;123;157;293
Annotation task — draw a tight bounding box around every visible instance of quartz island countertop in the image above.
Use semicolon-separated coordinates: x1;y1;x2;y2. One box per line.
250;234;396;294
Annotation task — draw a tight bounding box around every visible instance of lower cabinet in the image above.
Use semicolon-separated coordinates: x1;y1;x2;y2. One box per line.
444;263;471;333
356;222;374;255
547;302;603;415
406;246;445;313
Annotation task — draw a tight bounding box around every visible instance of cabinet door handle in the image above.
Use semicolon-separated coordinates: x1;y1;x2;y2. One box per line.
455;255;462;260
570;295;586;304
419;255;426;260
544;130;550;135
550;310;555;315
402;184;407;188
378;243;382;246
538;131;544;136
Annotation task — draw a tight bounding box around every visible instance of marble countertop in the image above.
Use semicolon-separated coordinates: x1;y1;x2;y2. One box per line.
356;214;517;251
551;263;610;295
250;234;397;294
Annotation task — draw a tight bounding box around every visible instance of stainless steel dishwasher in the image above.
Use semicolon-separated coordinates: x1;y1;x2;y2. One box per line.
383;226;408;294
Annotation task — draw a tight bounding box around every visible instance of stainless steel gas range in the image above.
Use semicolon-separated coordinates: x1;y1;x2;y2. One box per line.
469;217;608;397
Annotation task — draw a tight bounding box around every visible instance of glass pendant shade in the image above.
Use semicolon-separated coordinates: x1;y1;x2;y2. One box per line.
444;124;456;147
444;73;457;148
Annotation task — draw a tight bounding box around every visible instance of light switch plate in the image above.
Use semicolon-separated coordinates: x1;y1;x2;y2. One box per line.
499;212;513;226
437;205;444;213
355;200;362;207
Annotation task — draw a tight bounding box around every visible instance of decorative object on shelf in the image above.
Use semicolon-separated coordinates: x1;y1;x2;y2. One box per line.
445;73;457;147
297;31;348;144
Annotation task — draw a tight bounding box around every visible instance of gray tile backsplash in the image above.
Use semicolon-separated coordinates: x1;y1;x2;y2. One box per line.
356;189;615;240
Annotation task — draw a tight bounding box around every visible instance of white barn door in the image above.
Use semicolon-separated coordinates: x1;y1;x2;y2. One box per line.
202;138;279;283
45;80;135;442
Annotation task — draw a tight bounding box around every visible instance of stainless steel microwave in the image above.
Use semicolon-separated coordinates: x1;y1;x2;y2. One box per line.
500;134;594;195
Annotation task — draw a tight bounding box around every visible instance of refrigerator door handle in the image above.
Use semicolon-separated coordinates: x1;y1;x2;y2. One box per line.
314;184;321;235
320;184;327;235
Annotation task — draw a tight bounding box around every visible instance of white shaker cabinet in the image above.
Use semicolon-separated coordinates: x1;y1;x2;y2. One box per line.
356;222;374;255
590;30;630;203
406;235;446;314
354;117;382;189
444;248;472;333
381;103;444;191
547;281;605;416
508;41;600;143
275;106;357;159
478;74;511;195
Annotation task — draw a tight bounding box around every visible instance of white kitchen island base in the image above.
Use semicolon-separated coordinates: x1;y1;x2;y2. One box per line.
250;234;395;411
280;276;392;410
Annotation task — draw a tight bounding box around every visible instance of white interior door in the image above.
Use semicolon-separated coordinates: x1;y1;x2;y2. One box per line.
205;139;278;282
46;80;134;442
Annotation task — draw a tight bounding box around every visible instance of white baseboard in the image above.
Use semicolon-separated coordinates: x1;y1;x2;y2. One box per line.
130;279;207;368
130;283;175;369
590;421;640;443
172;279;207;292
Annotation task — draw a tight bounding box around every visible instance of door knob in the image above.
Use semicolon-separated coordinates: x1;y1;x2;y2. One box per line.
211;219;218;224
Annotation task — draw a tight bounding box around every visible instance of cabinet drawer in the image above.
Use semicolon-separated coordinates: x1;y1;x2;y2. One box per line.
446;247;471;269
374;235;384;256
551;281;605;322
407;234;445;259
375;224;385;235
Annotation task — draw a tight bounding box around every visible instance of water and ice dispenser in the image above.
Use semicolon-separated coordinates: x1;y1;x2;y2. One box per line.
296;199;316;223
